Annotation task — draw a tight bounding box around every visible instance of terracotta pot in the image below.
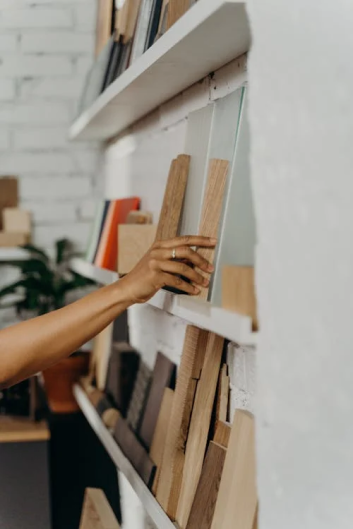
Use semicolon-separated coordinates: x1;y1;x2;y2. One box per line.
42;353;89;413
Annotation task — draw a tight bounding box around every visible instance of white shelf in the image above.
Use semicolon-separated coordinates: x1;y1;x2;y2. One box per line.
70;259;257;345
0;248;30;261
70;0;250;141
74;384;176;529
70;258;118;284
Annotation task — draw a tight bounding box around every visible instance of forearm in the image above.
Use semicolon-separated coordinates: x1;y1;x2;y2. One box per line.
0;281;131;389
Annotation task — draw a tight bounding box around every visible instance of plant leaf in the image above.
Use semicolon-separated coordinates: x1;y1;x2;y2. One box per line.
56;238;72;265
21;244;49;262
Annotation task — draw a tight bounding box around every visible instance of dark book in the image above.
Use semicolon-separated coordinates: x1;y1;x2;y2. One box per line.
101;37;123;92
144;0;163;51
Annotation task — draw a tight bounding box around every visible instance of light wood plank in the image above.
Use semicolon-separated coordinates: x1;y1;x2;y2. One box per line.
124;0;142;43
95;0;114;57
222;266;258;330
211;410;257;529
155;155;190;241
118;224;157;274
167;0;190;29
197;159;229;300
150;387;174;495
214;420;231;449
216;363;229;423
176;332;224;528
79;488;120;529
156;326;208;519
186;441;226;529
0;232;30;247
3;208;31;234
93;324;114;391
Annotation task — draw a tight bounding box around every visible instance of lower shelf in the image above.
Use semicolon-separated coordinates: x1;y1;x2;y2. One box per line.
73;384;175;529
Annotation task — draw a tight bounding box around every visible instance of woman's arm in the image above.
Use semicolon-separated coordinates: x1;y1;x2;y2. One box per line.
0;236;215;388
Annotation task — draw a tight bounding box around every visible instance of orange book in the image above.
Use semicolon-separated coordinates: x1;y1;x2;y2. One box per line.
95;197;140;271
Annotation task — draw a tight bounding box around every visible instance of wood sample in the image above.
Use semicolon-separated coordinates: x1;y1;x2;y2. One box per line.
102;408;121;432
93;325;114;391
95;0;114;57
105;342;139;416
79;488;120;529
150;387;174;494
126;361;152;432
124;0;142;43
176;332;224;529
139;352;175;449
126;210;153;224
216;364;229;423
3;208;31;234
156;326;208;519
197;159;229;300
214;420;231;449
118;224;157;274
114;417;156;487
0;232;30;247
0;177;18;230
211;410;257;529
222;266;258;329
155;154;190;241
166;0;189;29
186;441;226;529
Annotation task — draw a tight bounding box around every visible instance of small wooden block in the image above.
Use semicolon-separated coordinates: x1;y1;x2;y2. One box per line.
0;231;30;247
105;342;139;417
79;487;120;529
186;441;226;529
126;361;152;432
139;352;175;449
214;420;231;449
126;211;153;224
93;325;114;391
3;208;31;234
102;408;121;432
118;225;157;275
156;326;208;519
211;410;257;529
216;364;229;423
167;0;189;29
114;417;156;487
0;177;18;230
197;159;229;300
222;266;258;330
176;332;224;529
150;387;174;495
155;155;190;242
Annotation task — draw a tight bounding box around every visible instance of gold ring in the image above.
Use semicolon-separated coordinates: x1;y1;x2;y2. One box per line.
172;248;176;260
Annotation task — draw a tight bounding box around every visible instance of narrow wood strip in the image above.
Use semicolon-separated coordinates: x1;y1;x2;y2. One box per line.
222;266;258;330
216;364;229;423
214;420;231;449
166;0;189;29
79;488;120;529
150;388;174;495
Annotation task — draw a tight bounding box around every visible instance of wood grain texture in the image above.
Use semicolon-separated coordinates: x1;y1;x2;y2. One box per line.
214;420;231;449
150;387;174;495
118;224;157;274
155;155;190;241
79;488;120;529
139;352;175;449
216;364;229;423
176;332;224;529
0;232;30;247
197;159;229;300
95;0;114;57
156;326;208;519
126;361;152;432
93;325;114;391
114;417;156;487
222;266;258;330
186;441;226;529
126;211;153;224
166;0;189;29
3;208;31;234
211;410;257;529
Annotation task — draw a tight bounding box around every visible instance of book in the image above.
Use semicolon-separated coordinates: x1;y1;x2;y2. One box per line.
144;0;163;51
130;0;154;63
85;200;110;263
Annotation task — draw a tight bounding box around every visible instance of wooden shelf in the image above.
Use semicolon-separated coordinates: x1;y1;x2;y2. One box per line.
70;259;257;345
70;0;250;141
0;417;50;444
74;384;175;529
0;248;30;261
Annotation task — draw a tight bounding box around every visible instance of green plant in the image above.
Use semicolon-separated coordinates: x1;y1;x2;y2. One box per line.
0;239;96;316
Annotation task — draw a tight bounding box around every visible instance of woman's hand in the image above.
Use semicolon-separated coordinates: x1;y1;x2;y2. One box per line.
119;236;216;304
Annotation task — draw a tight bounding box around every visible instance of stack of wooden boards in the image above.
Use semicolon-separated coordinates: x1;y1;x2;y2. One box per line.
82;323;258;529
0;177;31;247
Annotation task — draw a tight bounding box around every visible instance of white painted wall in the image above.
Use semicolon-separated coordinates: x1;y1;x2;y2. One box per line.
248;2;353;528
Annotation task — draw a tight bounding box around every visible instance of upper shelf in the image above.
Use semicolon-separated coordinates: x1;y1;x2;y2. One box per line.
70;258;257;346
0;248;30;261
70;0;250;141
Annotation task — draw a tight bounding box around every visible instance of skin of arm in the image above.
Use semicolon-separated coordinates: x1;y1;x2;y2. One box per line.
0;236;216;389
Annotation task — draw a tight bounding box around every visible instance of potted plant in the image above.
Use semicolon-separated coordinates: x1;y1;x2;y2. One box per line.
0;239;97;413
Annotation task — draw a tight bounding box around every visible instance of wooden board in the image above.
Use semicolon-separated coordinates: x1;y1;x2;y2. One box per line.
114;417;156;487
150;387;174;494
197;159;229;300
211;410;257;529
126;210;153;224
0;232;30;247
118;224;157;274
222;266;258;330
95;0;114;57
0;177;18;230
166;0;189;29
186;441;226;529
93;324;114;391
126;361;152;432
155;154;190;241
3;208;31;234
216;364;229;423
124;0;142;43
105;342;139;416
79;488;120;529
139;352;175;449
214;420;231;449
156;326;208;518
0;417;49;444
176;332;224;529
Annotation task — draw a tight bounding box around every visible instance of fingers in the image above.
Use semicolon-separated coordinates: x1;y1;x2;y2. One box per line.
152;246;213;273
155;235;216;250
156;259;209;288
160;272;200;296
